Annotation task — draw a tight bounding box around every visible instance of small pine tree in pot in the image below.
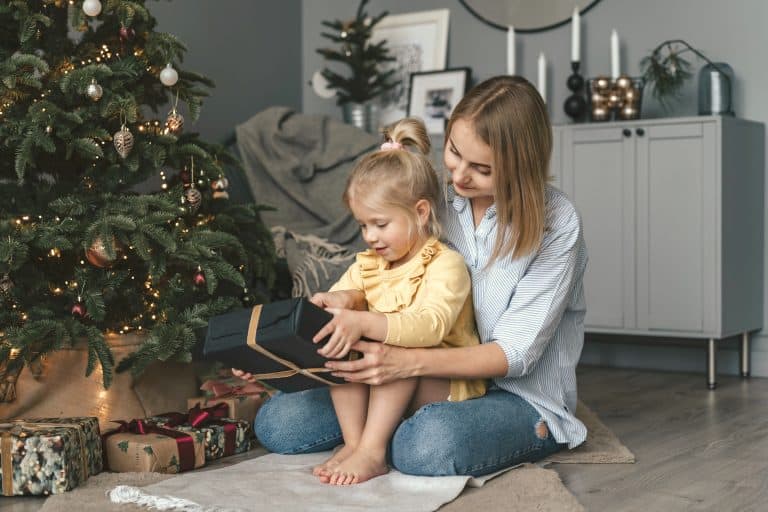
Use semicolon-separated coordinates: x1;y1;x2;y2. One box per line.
316;0;400;132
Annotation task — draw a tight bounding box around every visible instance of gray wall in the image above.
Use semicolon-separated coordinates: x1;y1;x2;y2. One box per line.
303;0;768;377
151;0;302;143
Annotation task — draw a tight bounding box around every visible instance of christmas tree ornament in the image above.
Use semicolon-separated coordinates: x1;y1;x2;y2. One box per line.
164;108;184;135
119;25;135;42
82;0;102;16
0;274;14;295
86;236;118;268
86;78;103;101
193;267;206;286
211;176;229;199
179;167;191;184
160;64;179;86
183;187;202;212
113;124;134;158
71;297;87;317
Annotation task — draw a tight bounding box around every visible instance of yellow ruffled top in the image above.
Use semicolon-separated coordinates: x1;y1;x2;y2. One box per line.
330;237;486;402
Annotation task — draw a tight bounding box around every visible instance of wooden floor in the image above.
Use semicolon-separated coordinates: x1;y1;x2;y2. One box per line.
4;365;768;511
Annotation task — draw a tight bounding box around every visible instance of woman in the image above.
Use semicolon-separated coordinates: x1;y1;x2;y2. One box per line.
238;75;588;476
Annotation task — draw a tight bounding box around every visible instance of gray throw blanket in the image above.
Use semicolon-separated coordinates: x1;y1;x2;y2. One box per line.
235;106;379;246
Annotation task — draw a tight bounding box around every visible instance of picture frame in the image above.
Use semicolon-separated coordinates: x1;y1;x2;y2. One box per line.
370;9;450;127
407;68;471;134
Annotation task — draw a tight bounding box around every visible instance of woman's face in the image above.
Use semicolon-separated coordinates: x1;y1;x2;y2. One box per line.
444;118;495;203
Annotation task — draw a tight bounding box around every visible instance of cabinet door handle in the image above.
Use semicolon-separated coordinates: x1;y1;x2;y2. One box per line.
636;128;645;137
622;128;632;137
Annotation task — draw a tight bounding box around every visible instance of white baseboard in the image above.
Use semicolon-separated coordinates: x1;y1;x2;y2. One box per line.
581;333;768;377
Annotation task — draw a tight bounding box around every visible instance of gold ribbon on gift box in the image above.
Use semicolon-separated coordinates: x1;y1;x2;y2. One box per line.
245;305;337;386
0;420;90;496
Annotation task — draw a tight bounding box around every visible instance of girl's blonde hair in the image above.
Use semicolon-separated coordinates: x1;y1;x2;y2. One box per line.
343;117;441;239
446;75;551;262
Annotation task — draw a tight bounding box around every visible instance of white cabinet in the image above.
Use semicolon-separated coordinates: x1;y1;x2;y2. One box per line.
553;116;765;387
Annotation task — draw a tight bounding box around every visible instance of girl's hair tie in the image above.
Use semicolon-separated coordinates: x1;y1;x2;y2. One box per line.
380;141;403;151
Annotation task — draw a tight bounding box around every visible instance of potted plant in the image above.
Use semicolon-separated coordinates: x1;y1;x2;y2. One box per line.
316;0;401;132
641;39;733;114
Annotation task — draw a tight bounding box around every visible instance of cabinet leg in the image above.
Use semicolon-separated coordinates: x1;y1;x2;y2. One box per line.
707;338;717;390
741;332;751;378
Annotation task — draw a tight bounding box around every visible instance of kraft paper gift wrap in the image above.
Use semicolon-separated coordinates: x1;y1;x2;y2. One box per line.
0;416;101;496
102;420;206;474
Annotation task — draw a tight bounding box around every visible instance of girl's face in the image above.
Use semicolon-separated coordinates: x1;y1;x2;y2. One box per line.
444;118;495;204
349;196;426;268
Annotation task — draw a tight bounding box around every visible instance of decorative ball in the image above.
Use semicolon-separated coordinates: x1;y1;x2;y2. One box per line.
159;64;179;87
564;95;587;120
86;79;103;101
86;236;118;268
193;271;206;286
0;274;14;295
183;187;202;212
567;73;585;92
594;76;611;94
624;87;640;102
164;109;184;135
82;0;102;16
592;105;610;122
119;26;135;42
615;75;633;90
113;126;134;158
619;105;639;120
179;168;191;184
71;302;87;317
607;90;623;109
211;177;230;199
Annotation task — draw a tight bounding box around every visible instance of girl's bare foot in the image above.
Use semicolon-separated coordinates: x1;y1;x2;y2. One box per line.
312;444;356;477
321;448;389;485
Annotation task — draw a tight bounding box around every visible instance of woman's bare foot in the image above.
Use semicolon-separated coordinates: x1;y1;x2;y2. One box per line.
321;448;389;485
312;444;356;477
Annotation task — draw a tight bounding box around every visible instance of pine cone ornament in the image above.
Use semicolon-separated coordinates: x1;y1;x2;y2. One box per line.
183;187;202;212
211;177;229;199
86;236;119;268
164;109;184;135
0;274;13;295
113;125;134;158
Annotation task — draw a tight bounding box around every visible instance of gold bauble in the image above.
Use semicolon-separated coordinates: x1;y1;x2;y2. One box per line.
592;106;610;122
211;177;229;200
624;87;640;102
594;76;611;94
607;90;623;109
615;75;632;90
619;105;639;120
164;109;184;135
85;236;119;268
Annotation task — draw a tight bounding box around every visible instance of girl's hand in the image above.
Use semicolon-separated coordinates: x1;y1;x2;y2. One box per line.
231;368;259;384
313;308;364;359
323;340;413;385
310;290;367;311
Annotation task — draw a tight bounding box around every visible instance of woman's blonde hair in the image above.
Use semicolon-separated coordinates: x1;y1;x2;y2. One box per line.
343;117;441;239
446;75;551;262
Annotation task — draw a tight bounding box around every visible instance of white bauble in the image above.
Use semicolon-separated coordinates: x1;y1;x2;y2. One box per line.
82;0;102;16
310;70;335;99
159;64;179;86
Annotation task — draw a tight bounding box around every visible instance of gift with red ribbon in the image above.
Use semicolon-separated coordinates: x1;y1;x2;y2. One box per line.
148;403;252;462
101;417;206;473
187;379;270;424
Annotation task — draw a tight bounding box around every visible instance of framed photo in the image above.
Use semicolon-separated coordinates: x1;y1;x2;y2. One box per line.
371;9;450;127
407;68;471;134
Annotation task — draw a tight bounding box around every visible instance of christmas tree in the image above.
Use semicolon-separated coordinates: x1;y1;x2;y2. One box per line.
317;0;400;105
0;0;277;398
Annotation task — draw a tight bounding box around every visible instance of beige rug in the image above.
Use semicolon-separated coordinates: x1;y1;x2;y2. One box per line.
39;402;631;512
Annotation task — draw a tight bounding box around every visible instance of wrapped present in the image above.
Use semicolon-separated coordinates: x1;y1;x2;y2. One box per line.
0;417;100;496
203;298;355;392
187;379;269;424
149;403;251;462
102;419;206;473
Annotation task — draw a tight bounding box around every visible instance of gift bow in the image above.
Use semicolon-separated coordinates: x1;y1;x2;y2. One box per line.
200;379;266;399
159;402;230;429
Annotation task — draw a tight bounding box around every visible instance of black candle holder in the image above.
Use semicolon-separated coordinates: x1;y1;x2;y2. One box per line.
563;61;587;123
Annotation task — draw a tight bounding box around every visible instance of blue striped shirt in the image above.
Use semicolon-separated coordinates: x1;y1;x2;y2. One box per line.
441;185;588;448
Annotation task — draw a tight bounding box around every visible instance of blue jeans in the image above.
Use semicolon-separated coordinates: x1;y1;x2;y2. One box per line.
254;386;564;476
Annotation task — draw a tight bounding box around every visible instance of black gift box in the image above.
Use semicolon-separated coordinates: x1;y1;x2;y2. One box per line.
203;298;349;392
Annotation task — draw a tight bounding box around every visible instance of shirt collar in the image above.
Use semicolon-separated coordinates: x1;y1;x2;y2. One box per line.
449;186;497;218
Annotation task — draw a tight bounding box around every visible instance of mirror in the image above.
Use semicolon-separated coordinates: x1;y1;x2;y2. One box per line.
459;0;603;33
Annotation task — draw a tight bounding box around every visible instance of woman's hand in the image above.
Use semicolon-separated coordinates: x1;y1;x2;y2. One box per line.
323;340;415;385
313;308;364;359
310;290;367;311
231;368;259;384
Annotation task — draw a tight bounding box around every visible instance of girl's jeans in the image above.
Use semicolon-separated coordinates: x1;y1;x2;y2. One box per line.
254;386;564;476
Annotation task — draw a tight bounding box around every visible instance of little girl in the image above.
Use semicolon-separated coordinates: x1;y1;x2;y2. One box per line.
308;118;486;485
